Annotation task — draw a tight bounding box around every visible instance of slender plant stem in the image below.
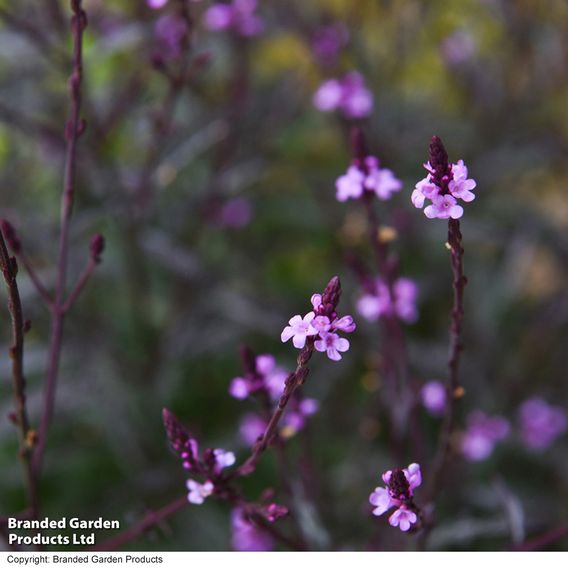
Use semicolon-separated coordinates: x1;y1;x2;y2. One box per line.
61;257;96;313
33;1;87;478
0;232;39;517
90;496;188;551
18;252;54;307
238;342;315;476
424;219;466;504
512;523;568;551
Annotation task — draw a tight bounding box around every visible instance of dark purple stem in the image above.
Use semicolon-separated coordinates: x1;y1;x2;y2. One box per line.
33;0;87;478
424;218;466;504
511;524;568;551
0;231;39;517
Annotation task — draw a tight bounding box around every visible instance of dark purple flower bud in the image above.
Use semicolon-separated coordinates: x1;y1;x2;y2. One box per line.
428;136;451;192
320;275;342;317
89;233;105;264
162;408;197;466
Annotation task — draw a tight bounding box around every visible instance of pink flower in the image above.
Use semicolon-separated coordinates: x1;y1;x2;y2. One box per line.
283;277;354;362
369;487;394;516
313;72;373;119
335;155;402;203
421;381;446;416
388;506;417;532
212;448;236;472
229;377;249;399
231;508;274;551
187;479;214;504
424;194;463;219
204;1;263;37
147;0;169;8
449;160;476;202
461;411;510;461
357;278;418;323
412;155;476;220
314;332;349;361
518;398;567;451
281;312;317;348
336;166;365;201
369;463;421;533
239;413;266;446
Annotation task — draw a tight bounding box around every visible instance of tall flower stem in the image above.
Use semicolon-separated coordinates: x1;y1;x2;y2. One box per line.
238;342;315;476
0;231;39;517
423;219;466;505
33;0;87;478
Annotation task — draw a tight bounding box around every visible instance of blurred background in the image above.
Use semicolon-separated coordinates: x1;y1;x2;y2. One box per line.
1;0;567;551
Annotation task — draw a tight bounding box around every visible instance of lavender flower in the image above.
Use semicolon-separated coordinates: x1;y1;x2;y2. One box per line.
147;0;169;8
412;137;476;219
229;353;288;401
312;23;349;65
231;508;274;551
369;463;422;532
281;289;356;361
461;411;510;461
187;479;214;505
313;72;373;119
336;156;402;202
239;413;267;446
420;381;446;416
154;13;188;61
204;0;264;37
357;277;418;324
518;398;567;450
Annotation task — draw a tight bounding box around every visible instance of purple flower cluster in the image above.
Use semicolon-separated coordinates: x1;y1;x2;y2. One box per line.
239;398;319;445
230;351;320;443
153;13;189;61
203;0;263;37
312;24;349;65
518;398;567;451
357;277;418;324
229;353;288;402
369;463;422;532
231;508;274;551
335;155;402;202
412;137;476;220
412;159;476;220
313;72;373;119
162;409;235;505
461;411;510;461
281;293;356;361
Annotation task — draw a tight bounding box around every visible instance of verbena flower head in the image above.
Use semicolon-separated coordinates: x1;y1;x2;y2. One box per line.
154;13;188;61
518;398;567;451
461;411;510;461
313;71;373;119
412;136;476;219
203;0;263;37
312;23;349;65
229;350;288;402
231;508;274;551
421;380;447;416
163;409;235;504
357;277;418;324
336;155;402;203
281;276;356;361
369;463;422;532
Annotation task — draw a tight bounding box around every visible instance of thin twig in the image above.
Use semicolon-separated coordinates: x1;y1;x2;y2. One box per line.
238;342;315;476
0;231;39;517
33;0;87;477
423;219;466;504
90;496;188;551
511;523;568;551
61;257;96;313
